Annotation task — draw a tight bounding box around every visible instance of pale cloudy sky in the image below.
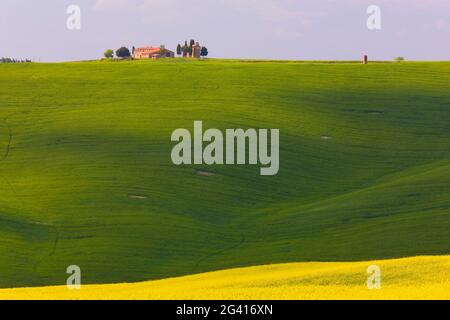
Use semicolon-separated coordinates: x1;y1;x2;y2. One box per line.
0;0;448;61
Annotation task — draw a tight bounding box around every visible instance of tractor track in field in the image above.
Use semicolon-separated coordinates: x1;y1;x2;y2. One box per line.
0;120;62;275
193;232;246;272
0;175;17;195
0;119;12;163
0;119;15;195
32;224;61;274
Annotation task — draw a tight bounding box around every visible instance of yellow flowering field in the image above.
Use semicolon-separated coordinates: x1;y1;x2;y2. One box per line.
0;256;448;300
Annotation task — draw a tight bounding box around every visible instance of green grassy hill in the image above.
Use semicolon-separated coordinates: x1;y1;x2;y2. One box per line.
0;60;449;288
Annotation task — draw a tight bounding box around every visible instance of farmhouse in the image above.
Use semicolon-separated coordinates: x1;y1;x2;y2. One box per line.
133;46;175;59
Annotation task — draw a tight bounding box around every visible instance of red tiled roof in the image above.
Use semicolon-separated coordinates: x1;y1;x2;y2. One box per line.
135;47;161;54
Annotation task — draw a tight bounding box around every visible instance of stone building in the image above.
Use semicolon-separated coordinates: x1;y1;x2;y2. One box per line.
192;42;202;58
133;46;175;59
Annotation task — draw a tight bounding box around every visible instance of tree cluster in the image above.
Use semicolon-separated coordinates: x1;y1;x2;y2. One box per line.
176;39;208;58
103;47;132;59
1;57;31;63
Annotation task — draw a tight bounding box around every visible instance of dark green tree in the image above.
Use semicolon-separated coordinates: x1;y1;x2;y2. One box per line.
182;41;189;57
116;47;131;58
200;47;208;57
104;49;114;58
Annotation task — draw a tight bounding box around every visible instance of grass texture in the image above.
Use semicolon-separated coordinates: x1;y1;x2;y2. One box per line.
0;60;449;289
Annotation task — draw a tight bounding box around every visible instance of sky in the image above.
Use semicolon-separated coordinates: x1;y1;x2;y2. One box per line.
0;0;449;62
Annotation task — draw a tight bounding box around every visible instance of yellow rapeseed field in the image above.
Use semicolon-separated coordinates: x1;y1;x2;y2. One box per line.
0;256;448;300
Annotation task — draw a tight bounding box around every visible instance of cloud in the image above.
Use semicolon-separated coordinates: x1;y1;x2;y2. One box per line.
94;0;136;10
95;0;326;22
95;0;450;11
435;18;447;31
221;0;304;21
93;0;449;32
273;27;304;39
95;0;179;12
94;0;191;24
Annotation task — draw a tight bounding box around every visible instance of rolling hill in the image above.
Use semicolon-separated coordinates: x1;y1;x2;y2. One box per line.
0;59;449;289
0;256;449;300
